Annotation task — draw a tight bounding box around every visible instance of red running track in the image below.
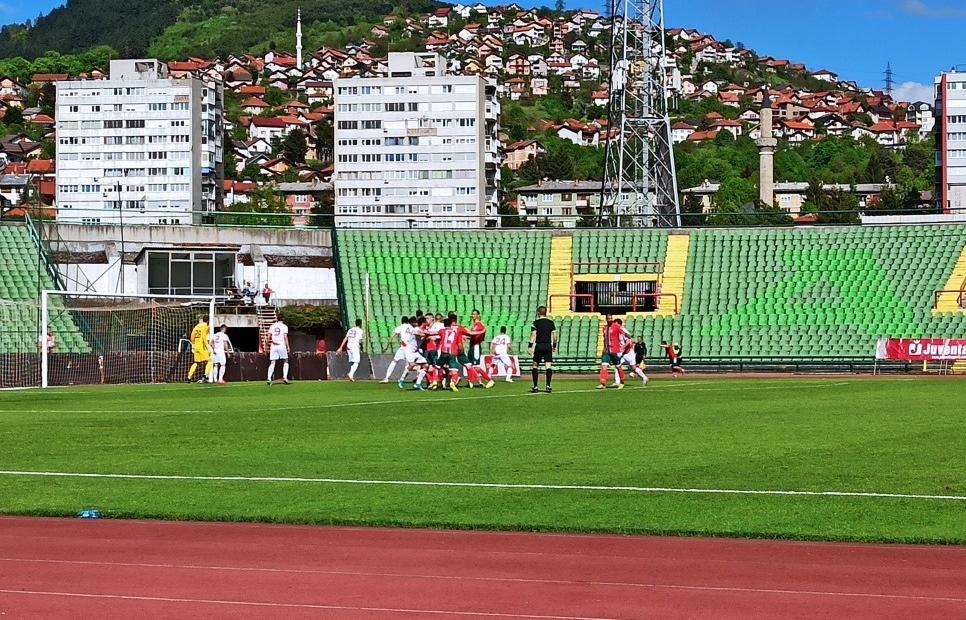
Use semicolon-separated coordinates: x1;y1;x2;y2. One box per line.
0;517;964;619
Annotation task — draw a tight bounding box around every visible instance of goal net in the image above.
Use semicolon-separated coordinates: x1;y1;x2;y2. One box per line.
0;291;214;389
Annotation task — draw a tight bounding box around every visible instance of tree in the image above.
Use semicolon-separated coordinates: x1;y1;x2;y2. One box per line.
681;193;706;227
314;121;334;163
554;0;565;14
281;129;308;164
223;185;291;226
802;178;860;224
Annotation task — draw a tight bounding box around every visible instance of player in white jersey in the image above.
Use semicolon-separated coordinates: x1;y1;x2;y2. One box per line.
395;316;430;389
210;324;234;384
381;316;410;383
338;318;365;381
489;326;514;383
266;319;291;385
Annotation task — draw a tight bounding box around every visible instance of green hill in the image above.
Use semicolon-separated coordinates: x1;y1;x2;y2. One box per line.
0;0;440;61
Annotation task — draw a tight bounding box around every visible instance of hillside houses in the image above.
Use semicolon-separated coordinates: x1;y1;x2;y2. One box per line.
0;4;930;221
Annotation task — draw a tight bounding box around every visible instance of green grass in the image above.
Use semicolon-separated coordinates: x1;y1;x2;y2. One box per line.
1;378;965;543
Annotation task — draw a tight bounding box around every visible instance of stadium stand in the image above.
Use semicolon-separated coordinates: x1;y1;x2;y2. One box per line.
337;225;966;366
336;230;551;352
0;223;87;354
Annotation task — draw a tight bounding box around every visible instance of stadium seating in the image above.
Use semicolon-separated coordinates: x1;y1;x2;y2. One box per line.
336;230;552;351
337;224;966;363
0;224;87;354
572;230;668;273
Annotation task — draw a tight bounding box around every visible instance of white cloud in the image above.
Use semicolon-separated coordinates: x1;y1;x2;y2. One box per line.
900;0;966;17
892;81;934;103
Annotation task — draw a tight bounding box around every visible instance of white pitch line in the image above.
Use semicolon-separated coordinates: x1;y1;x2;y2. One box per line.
2;558;963;603
0;469;962;501
0;589;624;620
257;381;852;412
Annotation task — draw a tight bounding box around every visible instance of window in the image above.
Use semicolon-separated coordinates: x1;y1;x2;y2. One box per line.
126;136;145;145
542;193;554;203
127;151;146;160
561;193;573;202
81;218;102;225
360;86;382;95
80;121;100;129
385;153;404;162
148;251;235;296
148;135;168;144
148;167;167;176
385;102;404;112
104;136;122;145
172;168;188;176
68;105;79;113
171;102;189;111
126;119;146;128
361;153;381;162
458;118;476;127
148;152;167;160
171;120;186;127
949;115;966;124
337;120;358;130
90;105;101;112
148;103;168;111
361;120;382;129
104;120;123;129
409;137;420;146
408;102;420;112
81;184;100;193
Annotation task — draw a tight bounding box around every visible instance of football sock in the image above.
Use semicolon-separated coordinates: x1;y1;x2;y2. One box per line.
384;361;397;381
218;365;226;382
282;362;289;380
267;361;276;381
477;367;491;382
398;367;410;381
599;367;608;384
546;368;553;387
349;361;359;379
467;367;478;383
204;360;213;379
532;367;539;388
188;362;198;380
415;369;426;385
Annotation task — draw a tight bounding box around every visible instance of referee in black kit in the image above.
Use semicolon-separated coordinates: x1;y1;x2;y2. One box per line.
528;305;558;393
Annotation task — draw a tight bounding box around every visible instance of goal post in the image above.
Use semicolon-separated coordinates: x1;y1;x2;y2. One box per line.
37;290;215;389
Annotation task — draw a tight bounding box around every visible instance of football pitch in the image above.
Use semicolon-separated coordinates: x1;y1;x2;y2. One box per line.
0;377;964;544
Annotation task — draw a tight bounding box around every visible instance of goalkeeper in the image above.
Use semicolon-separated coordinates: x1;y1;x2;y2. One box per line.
187;315;213;383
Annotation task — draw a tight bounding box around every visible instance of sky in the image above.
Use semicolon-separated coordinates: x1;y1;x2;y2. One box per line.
3;0;963;102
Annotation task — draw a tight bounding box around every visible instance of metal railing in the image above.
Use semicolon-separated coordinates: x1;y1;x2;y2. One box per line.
549;293;596;313
6;205;966;231
571;261;663;274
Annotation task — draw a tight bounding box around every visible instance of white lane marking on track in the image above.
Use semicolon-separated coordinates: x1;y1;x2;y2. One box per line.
1;557;963;603
0;469;961;501
0;589;624;619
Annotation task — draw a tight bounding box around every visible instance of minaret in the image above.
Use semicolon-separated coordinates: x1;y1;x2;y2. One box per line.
757;88;777;207
296;7;303;71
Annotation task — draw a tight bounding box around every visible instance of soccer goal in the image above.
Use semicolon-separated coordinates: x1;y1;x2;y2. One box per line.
8;291;218;389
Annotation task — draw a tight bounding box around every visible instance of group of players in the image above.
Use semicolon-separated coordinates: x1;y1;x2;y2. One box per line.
186;314;295;385
184;307;685;390
336;306;685;393
338;309;516;392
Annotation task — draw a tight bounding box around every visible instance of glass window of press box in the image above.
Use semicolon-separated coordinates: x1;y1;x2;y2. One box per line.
148;251;235;296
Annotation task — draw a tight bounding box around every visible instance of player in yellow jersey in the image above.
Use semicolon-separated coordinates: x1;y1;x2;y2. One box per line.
187;316;212;383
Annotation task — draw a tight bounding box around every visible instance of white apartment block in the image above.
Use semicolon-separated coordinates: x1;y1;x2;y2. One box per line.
333;52;500;228
56;59;224;225
936;70;966;214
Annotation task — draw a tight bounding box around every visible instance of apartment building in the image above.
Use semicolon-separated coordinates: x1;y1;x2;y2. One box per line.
936;69;966;214
333;52;500;228
55;59;224;225
516;180;640;227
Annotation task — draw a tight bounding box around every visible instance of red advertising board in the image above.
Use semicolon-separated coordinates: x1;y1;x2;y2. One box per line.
877;338;966;361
